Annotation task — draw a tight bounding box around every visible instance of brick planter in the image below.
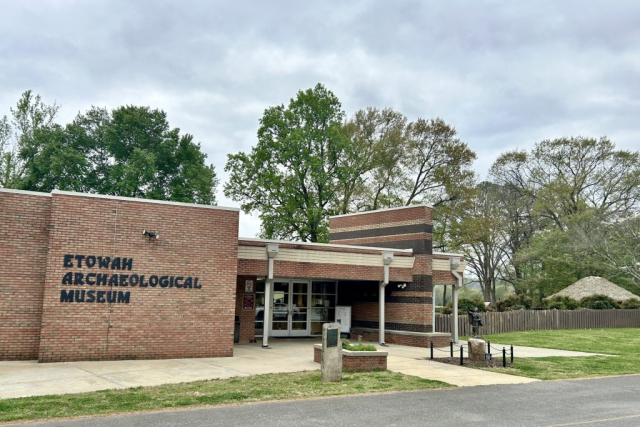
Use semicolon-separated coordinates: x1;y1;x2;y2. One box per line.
313;344;388;371
350;328;451;348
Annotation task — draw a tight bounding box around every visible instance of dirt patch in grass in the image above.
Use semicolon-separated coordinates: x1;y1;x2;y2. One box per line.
428;357;512;369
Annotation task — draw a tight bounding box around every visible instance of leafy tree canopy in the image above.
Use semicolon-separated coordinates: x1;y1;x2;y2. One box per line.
225;84;349;242
2;91;218;205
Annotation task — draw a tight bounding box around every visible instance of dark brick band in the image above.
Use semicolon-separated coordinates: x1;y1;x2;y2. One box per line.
352;320;432;333
330;223;433;241
387;296;433;304
405;275;433;292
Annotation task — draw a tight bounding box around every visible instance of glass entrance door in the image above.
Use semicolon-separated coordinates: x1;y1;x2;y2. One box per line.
270;280;309;337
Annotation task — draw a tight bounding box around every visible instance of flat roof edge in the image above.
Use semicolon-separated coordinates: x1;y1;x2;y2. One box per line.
51;190;241;212
329;204;433;219
0;188;52;197
238;237;413;254
433;251;466;258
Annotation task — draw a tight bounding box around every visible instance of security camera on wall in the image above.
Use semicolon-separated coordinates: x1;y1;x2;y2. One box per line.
143;230;160;240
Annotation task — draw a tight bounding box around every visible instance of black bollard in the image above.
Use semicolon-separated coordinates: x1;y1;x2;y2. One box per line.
502;347;506;368
460;345;464;365
430;341;434;360
450;340;453;358
511;345;514;364
487;341;491;355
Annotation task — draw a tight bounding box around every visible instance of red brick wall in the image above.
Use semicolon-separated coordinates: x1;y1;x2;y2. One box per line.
37;192;239;362
235;276;257;343
329;205;432;229
313;347;387;371
352;302;433;326
329;206;435;334
0;191;51;360
433;268;459;285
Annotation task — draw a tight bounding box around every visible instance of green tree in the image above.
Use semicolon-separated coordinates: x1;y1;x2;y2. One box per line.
575;215;640;292
340;113;477;251
489;137;640;300
448;182;508;303
492;137;640;228
8;92;218;204
225;84;349;242
336;107;407;213
0;115;13;187
401;118;476;208
0;90;60;188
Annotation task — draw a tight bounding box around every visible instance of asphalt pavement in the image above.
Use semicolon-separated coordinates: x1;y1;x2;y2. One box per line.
8;375;640;427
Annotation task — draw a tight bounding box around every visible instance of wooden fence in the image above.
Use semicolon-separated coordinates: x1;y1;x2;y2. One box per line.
435;309;640;336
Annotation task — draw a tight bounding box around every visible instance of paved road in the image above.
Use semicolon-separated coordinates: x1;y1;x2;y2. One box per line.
12;375;640;427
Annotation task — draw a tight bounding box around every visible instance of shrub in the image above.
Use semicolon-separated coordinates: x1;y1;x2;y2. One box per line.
543;296;580;310
441;298;486;315
621;298;640;309
341;339;376;351
496;294;533;312
579;294;621;310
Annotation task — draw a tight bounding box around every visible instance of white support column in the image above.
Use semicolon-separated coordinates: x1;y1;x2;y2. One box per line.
432;286;436;333
452;284;458;343
263;279;272;348
379;281;386;345
450;256;462;344
380;251;393;346
263;244;279;349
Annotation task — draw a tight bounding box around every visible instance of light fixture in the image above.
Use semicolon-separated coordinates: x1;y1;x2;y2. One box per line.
143;230;160;242
397;283;407;289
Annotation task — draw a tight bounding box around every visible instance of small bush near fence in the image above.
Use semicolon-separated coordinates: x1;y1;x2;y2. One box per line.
441;298;487;315
622;298;640;309
493;294;640;312
496;294;533;312
542;296;580;310
579;294;620;310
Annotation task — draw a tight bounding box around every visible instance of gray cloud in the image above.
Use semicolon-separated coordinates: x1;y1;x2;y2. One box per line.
1;0;639;236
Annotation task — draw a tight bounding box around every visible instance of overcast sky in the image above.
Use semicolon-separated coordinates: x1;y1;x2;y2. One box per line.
2;1;639;237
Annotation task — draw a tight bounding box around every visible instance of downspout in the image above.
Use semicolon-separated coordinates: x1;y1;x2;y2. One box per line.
263;244;279;349
450;257;462;343
380;251;394;346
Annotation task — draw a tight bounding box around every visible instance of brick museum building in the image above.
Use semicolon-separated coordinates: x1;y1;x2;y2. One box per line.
0;188;465;363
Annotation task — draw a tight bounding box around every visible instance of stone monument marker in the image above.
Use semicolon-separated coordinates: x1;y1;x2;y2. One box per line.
467;308;487;361
321;322;342;382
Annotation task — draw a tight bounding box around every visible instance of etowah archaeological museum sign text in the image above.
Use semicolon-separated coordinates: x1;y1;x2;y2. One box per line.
59;254;203;304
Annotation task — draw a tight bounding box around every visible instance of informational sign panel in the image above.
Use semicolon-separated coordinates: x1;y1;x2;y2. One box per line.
243;294;255;311
245;279;254;292
326;328;339;347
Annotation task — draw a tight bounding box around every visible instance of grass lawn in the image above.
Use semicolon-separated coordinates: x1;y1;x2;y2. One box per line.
0;370;451;424
476;328;640;380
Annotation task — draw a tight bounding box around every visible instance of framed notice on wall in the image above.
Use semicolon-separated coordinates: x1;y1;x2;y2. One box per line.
245;279;254;293
243;294;255;311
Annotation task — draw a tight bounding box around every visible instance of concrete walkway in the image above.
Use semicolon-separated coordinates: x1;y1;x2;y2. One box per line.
0;339;606;399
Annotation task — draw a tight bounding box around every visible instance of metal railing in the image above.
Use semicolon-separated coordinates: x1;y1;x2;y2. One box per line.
429;340;514;367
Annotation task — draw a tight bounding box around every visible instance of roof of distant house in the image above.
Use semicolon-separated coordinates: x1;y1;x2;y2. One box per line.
548;276;639;301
